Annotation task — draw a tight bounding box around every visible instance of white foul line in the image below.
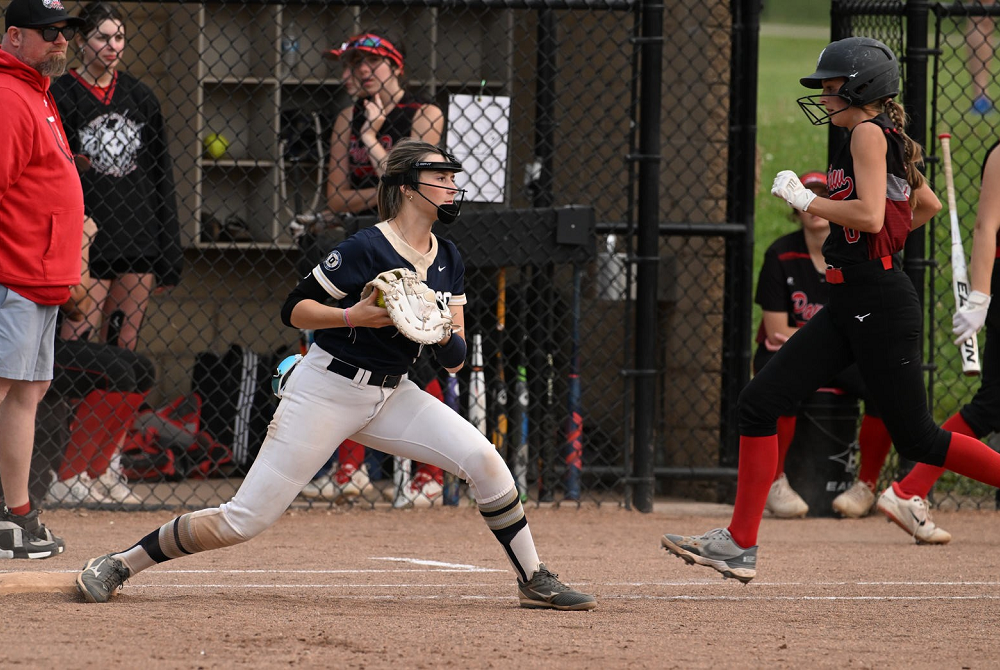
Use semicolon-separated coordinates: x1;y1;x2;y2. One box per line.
368;557;504;572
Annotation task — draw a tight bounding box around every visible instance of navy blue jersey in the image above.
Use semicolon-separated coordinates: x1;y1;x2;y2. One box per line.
310;222;467;373
754;230;827;345
823;113;912;268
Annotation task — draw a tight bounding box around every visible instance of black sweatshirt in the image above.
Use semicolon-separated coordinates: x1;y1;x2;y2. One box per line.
51;69;182;286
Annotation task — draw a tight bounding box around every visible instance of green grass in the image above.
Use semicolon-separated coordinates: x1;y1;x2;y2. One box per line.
760;0;831;27
753;30;829;313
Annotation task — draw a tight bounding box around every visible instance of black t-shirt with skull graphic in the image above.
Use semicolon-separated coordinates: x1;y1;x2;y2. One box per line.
51;70;182;286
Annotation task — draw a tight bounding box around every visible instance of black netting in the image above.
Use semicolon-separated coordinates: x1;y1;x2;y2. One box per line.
14;0;754;512
831;1;1000;510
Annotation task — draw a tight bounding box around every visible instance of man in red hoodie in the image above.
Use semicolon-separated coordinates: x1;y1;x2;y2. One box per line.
0;0;85;558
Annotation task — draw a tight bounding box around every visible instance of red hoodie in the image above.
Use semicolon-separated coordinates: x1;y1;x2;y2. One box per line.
0;49;84;305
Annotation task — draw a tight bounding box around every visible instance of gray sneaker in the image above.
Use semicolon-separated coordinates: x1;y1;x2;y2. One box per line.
77;554;130;603
661;527;757;584
517;564;597;611
0;507;62;559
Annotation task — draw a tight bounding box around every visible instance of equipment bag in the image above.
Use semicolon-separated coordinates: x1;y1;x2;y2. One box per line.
120;394;233;481
192;343;282;473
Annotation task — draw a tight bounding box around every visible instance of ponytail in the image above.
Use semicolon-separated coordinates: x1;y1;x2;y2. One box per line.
882;99;926;194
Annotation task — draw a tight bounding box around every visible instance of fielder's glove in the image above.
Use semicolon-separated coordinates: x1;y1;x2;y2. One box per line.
953;290;991;345
362;268;454;345
772;170;818;212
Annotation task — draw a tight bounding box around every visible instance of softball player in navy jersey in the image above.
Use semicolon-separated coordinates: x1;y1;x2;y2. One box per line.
663;37;1000;583
877;139;1000;543
75;140;597;611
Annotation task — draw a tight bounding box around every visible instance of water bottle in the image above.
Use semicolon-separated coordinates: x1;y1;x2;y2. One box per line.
281;20;301;76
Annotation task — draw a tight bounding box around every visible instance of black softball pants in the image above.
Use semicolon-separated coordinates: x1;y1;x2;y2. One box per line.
739;266;949;466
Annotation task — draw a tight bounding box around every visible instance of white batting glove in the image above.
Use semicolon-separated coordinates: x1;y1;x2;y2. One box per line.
771;170;818;212
953;290;991;345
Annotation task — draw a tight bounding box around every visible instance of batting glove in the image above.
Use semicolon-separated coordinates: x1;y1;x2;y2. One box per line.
953;290;991;345
771;170;818;212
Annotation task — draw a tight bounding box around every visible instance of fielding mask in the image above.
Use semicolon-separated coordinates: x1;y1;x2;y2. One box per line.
381;154;466;224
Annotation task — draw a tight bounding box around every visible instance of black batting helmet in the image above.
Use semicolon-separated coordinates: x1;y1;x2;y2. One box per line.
797;37;900;125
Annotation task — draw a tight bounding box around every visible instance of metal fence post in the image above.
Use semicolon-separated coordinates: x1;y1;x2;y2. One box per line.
719;0;760;475
631;0;664;512
903;0;931;314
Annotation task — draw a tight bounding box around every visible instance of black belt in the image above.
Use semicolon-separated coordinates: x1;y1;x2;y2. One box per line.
327;357;402;389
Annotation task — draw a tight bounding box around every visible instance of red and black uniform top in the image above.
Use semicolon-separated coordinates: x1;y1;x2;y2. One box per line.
347;91;425;212
823;113;912;268
754;229;827;346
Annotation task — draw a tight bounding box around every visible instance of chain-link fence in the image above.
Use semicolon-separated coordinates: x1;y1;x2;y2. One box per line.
833;0;1000;509
13;0;757;512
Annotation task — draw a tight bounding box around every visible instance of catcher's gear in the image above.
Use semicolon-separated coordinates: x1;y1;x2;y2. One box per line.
772;170;818;212
272;354;303;399
362;268;453;344
797;37;899;125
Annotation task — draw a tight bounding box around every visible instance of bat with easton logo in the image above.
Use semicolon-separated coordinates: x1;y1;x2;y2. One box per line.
939;133;981;375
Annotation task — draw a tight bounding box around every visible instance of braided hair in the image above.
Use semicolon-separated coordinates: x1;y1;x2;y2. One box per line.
881;98;926;194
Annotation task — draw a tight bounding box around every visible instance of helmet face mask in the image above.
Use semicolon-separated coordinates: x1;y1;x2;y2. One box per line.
796;37;900;125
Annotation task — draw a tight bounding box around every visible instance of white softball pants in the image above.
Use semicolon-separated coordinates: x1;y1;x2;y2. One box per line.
221;344;515;539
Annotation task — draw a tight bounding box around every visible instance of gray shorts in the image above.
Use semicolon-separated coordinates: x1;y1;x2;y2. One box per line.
0;285;57;382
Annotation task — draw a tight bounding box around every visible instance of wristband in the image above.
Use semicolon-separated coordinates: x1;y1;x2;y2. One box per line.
343;308;354;329
434;335;467;368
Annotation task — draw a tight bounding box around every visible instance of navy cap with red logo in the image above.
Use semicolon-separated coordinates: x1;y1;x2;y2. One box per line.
4;0;84;31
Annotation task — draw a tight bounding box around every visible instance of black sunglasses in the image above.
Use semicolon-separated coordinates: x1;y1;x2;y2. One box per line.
31;25;79;42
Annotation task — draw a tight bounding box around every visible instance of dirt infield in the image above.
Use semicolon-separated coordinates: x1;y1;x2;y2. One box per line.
2;505;1000;668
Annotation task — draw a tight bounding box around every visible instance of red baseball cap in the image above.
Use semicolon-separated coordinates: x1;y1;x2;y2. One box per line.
325;33;404;69
799;171;827;189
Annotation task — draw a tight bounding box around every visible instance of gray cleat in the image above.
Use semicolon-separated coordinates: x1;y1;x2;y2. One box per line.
661;527;757;584
77;554;130;603
517;564;597;611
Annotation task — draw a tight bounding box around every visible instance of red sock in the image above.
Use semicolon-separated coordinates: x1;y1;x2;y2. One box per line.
774;416;796;480
727;434;778;549
8;502;31;516
87;392;146;478
856;415;892;489
942;430;1000;488
337;439;365;469
415;463;444;483
896;412;974;498
59;390;119;480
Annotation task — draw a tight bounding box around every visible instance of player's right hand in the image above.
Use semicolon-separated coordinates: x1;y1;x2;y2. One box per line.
350;289;395;329
771;170;817;212
952;290;991;344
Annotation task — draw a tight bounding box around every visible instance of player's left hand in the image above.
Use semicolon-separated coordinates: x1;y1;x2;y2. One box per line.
772;170;817;212
953;290;991;344
764;331;789;352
